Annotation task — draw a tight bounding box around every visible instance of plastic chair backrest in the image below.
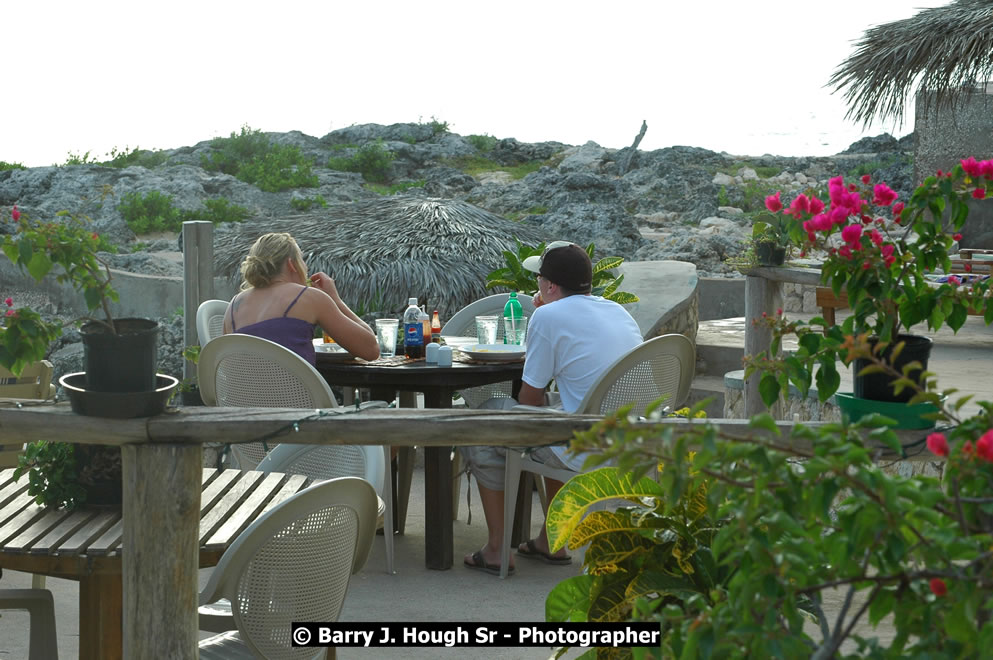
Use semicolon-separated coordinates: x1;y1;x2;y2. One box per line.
257;444;386;496
441;293;535;342
198;477;377;660
198;334;338;468
575;334;695;416
0;361;56;401
196;299;230;346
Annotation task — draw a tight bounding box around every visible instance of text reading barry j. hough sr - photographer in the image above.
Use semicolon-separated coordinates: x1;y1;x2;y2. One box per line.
291;621;660;648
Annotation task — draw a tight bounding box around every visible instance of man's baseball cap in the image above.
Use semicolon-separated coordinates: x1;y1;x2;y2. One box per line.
522;241;592;293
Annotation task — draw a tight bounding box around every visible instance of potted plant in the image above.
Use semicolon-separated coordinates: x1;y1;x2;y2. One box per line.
750;198;801;266
746;161;993;407
2;205;159;392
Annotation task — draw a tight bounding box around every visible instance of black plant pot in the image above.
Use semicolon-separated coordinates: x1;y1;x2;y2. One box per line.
853;334;934;403
73;444;122;508
80;318;159;393
179;386;204;407
755;242;787;266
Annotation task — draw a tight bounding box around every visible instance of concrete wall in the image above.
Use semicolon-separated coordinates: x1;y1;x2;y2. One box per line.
698;278;745;320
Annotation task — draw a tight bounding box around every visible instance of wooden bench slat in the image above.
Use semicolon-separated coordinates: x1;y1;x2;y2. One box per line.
31;510;104;554
86;518;125;555
5;508;76;552
58;512;121;555
205;472;288;549
199;470;264;545
259;474;310;517
198;469;242;517
0;494;48;547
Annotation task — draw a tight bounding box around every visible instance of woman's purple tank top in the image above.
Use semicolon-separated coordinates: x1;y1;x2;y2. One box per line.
231;286;316;365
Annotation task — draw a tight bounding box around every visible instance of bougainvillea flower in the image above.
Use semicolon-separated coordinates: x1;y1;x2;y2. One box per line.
926;432;948;457
811;214;832;232
892;202;904;217
3;297;11;307
838;245;852;259
4;309;13;317
884;255;896;267
861;174;872;184
11;205;19;222
948;275;961;285
841;224;863;244
966;263;973;272
872;183;898;206
961;157;982;177
788;193;810;215
830;207;850;226
929;578;947;597
862;261;871;270
880;244;895;258
976;430;993;462
954;233;963;241
765;192;783;213
973;188;986;200
981;159;993;179
809;196;825;215
869;229;883;246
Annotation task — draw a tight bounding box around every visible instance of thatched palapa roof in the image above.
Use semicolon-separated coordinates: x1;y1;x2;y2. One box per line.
214;197;547;318
830;0;993;127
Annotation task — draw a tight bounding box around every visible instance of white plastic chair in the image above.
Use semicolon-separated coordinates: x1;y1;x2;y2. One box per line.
0;589;59;660
196;299;230;346
441;293;535;408
197;334;395;575
198;477;377;660
498;333;696;577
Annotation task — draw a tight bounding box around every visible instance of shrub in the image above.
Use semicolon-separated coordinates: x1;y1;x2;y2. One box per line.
290;195;328;212
200;197;251;224
118;192;249;234
366;180;425;196
327;140;395;183
467;133;498;152
0;161;26;171
100;146;168;169
201;125;318;192
61;151;96;166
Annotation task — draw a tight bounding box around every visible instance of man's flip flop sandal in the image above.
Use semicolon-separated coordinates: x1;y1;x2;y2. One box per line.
464;550;514;576
518;539;572;565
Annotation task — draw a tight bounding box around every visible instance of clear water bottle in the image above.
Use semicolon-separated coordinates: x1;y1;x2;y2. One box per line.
403;298;424;359
503;292;524;344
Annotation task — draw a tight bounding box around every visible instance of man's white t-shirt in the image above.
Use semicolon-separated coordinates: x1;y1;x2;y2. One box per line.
522;294;643;471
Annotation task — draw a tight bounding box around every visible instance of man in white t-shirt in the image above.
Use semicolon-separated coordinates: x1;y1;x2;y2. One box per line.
461;241;642;575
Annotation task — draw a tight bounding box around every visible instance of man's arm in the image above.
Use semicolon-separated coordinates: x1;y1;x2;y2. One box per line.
518;382;546;407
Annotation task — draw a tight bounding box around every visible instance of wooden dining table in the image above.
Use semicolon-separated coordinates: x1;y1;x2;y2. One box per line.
315;350;524;570
0;466;312;660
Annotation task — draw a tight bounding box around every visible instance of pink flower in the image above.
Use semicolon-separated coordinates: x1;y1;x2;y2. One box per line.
930;578;947;597
892;202;905;217
880;244;895;258
11;205;19;222
841;224;862;244
830;207;850;226
869;229;883;246
765;192;783;213
872;183;898;206
3;297;11;307
961;157;982;177
4;309;13;317
981;160;993;179
977;430;993;462
926;432;949;457
884;255;896;267
861;174;872;184
808;196;825;215
812;214;832;232
973;188;986;200
788;193;810;215
777;308;783;315
838;245;852;260
948;275;961;285
966;263;973;272
954;233;963;241
862;261;871;270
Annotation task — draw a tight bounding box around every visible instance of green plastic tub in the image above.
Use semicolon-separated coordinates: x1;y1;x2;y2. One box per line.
833;392;941;430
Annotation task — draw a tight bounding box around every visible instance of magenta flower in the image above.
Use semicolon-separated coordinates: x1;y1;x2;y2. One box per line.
954;233;963;241
3;297;11;307
11;205;19;222
788;193;809;215
869;229;883;246
838;245;852;259
765;192;783;213
861;174;871;184
930;578;947;597
892;202;904;217
872;183;898;206
926;432;949;457
4;309;13;317
948;275;961;285
974;188;986;200
977;430;993;462
880;244;895;258
961;157;982;177
981;159;993;179
808;196;825;215
841;224;862;244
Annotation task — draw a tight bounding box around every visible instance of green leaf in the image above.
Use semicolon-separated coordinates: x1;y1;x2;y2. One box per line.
545;574;595;622
759;372;780;408
748;412;780;435
592;256;623;275
26;251;52;281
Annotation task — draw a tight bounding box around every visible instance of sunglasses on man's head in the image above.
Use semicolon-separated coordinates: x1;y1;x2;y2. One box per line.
540;241;578;259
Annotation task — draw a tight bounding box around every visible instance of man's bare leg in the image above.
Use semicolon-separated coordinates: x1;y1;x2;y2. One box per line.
463;482;514;570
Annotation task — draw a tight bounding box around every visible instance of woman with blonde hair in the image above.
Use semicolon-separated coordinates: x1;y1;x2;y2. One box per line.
224;232;379;364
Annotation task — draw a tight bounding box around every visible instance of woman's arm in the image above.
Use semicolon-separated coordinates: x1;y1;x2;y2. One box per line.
307;275;379;360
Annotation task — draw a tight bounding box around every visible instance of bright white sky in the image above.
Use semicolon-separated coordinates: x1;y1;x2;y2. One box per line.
4;0;940;167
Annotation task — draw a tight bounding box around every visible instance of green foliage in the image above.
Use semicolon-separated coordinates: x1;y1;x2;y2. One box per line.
0;301;62;376
848;153;913;179
13;442;84;509
555;395;993;658
366;180;425;196
290;194;328;211
422;116;449;136
327;140;395;183
485;240;639;304
444;155;548;180
61;150;96;166
201;125;318;192
467;133;499;152
118;192;249;234
99;146;168;169
0;161;26;171
751;209;802;247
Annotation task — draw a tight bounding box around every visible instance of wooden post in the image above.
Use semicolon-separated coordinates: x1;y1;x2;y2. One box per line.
182;221;215;384
744;273;782;417
122;443;202;660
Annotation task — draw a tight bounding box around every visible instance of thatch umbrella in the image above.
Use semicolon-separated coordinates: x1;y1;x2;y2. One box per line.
829;0;993;127
214;197;548;318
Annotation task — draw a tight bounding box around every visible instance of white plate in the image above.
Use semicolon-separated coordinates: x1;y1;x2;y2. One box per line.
441;336;478;350
460;343;526;362
313;340;355;360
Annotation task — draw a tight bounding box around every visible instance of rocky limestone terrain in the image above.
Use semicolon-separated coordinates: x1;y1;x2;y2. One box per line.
0;124;914;385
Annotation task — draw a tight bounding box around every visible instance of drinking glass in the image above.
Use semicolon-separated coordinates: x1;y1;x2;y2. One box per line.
475;315;499;345
375;319;399;358
503;315;528;346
